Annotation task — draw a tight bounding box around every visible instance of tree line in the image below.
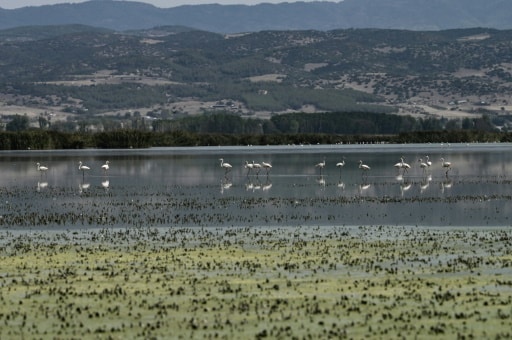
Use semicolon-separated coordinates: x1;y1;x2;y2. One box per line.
0;127;509;151
0;111;504;150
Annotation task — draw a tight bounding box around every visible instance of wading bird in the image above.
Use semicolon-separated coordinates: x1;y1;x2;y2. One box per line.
440;157;452;175
78;161;90;178
315;158;326;175
36;162;48;175
219;158;232;174
262;161;272;175
358;160;371;175
336;157;345;175
394;157;410;174
244;161;254;176
101;161;110;175
252;161;262;175
425;155;432;167
418;158;428;173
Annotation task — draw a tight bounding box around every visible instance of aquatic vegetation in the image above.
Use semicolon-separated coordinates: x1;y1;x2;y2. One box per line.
0;226;511;338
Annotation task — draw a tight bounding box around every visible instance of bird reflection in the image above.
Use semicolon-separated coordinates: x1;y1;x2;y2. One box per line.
79;181;90;194
101;179;110;193
220;178;232;194
400;180;412;197
420;175;432;194
245;177;262;192
359;180;371;194
337;180;345;190
262;178;272;191
245;180;254;191
316;175;326;190
440;177;453;193
37;181;48;192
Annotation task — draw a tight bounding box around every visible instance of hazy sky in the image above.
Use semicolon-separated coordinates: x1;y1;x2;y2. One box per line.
0;0;327;9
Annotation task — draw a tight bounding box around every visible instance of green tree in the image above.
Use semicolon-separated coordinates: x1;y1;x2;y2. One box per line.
6;115;29;132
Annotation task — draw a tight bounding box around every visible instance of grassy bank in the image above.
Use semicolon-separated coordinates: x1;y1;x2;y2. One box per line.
1;226;511;338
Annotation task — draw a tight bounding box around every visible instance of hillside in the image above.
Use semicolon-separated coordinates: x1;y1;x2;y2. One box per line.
1;25;512;132
0;0;512;33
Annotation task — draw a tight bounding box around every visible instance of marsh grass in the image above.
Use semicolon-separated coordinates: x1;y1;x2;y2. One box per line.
1;226;511;338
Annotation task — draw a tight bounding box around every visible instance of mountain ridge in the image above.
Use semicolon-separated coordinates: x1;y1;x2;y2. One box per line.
1;0;511;33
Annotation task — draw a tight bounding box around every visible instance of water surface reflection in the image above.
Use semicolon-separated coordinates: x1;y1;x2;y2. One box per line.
1;143;511;228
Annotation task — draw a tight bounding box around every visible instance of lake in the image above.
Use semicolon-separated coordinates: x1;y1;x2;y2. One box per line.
1;143;511;229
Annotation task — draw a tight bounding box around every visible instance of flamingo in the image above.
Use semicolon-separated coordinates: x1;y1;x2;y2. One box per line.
219;158;232;174
36;162;48;175
78;161;90;178
425;155;432;167
418;158;428;173
315;158;326;174
358;160;370;175
252;160;262;175
440;158;452;175
394;157;410;174
336;157;345;175
262;161;272;175
393;161;402;172
101;161;110;174
244;161;254;176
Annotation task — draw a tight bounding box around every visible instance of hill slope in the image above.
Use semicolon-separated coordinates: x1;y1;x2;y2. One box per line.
1;25;512;127
0;0;512;33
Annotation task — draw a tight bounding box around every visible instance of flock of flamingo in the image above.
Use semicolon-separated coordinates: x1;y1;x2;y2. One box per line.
35;160;111;192
36;161;110;182
36;156;452;179
219;155;452;178
37;160;110;178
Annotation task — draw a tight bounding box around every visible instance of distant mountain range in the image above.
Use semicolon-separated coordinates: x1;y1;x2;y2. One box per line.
0;0;511;33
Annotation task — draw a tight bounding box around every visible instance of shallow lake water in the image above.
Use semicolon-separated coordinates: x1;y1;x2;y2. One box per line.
1;143;511;229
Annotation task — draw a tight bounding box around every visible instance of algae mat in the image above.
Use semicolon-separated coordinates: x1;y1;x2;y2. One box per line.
1;226;511;339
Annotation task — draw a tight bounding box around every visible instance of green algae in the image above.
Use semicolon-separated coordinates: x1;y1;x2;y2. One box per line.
1;226;511;339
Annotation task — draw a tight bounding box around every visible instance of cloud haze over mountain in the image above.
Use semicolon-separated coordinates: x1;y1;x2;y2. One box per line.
1;0;321;9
